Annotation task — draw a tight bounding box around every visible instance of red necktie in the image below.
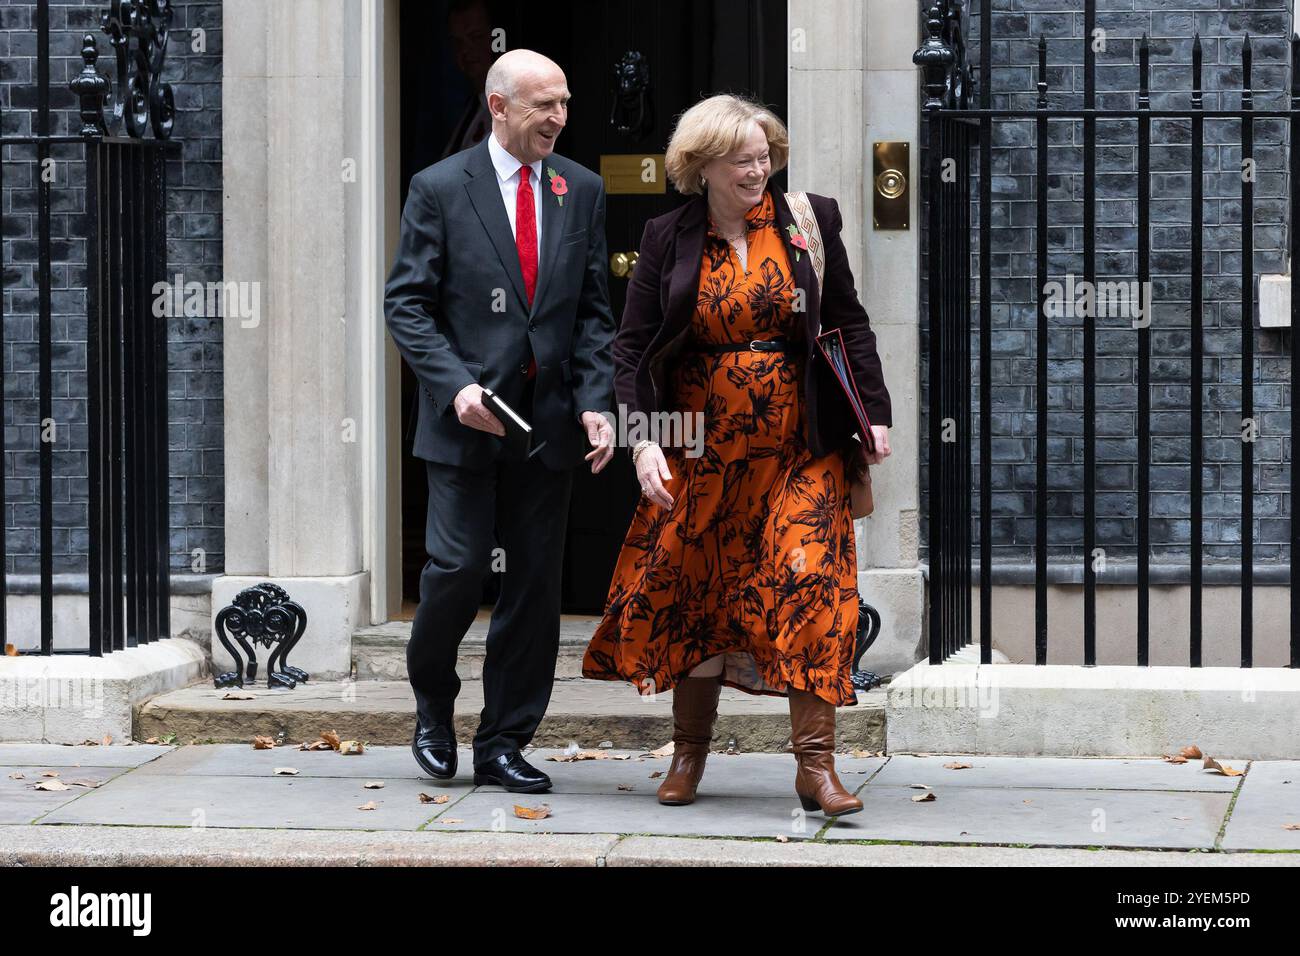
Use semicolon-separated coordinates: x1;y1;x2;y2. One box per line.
516;166;538;380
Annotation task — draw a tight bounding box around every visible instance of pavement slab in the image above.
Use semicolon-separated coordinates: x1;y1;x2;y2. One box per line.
825;784;1231;849
0;744;172;769
430;789;821;839
1221;760;1300;851
1;765;136;825
872;754;1243;792
36;768;473;830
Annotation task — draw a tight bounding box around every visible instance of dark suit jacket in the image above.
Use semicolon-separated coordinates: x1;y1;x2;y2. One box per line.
384;138;615;471
612;183;892;459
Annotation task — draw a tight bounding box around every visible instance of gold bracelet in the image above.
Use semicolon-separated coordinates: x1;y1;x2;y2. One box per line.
631;440;657;465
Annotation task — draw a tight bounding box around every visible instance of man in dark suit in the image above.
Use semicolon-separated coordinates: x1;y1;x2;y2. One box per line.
385;49;615;793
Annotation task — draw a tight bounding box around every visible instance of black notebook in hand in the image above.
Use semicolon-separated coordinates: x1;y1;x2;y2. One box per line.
481;387;547;458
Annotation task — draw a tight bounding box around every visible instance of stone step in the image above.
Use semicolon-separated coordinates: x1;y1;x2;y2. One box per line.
136;679;887;753
352;614;599;681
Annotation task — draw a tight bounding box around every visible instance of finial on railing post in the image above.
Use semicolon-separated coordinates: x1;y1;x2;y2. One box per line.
914;3;956;112
70;33;110;138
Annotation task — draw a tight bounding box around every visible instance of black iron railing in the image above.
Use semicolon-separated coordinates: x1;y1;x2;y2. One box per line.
916;0;1299;667
1;0;177;656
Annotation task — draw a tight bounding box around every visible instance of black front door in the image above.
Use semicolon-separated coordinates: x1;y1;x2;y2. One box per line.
398;0;788;613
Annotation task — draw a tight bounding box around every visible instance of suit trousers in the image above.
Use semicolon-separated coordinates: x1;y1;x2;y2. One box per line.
407;397;575;764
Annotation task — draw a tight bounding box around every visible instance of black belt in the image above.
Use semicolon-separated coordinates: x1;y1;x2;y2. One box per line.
690;337;796;354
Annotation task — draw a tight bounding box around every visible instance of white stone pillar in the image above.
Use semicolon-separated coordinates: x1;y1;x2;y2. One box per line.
217;0;378;678
789;0;924;675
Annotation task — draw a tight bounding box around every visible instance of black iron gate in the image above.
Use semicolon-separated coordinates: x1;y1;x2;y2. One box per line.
916;0;1299;667
1;0;177;656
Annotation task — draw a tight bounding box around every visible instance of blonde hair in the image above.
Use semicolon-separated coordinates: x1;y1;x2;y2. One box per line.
664;94;790;195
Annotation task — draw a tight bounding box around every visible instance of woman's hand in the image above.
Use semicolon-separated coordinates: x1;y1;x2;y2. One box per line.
635;443;674;509
865;425;891;466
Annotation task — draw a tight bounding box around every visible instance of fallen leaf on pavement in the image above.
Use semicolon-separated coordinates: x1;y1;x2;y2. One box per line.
514;804;551;820
1203;756;1244;777
273;767;299;775
1181;745;1203;759
776;835;790;843
418;793;450;804
440;818;464;824
40;771;60;778
911;792;936;802
547;750;607;762
909;784;931;790
33;780;70;792
299;739;333;751
363;781;385;789
1162;754;1188;764
943;762;972;770
65;779;101;789
321;730;342;751
102;735;112;747
649;771;663;779
252;735;276;750
7;772;24;780
645;743;674;758
617;784;635;791
338;740;364;755
222;692;255;700
849;749;879;758
356;800;378;811
4;644;16;656
1282;823;1300;831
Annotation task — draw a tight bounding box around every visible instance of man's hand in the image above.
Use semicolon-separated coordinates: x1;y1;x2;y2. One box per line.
865;424;891;466
453;383;505;436
581;411;615;473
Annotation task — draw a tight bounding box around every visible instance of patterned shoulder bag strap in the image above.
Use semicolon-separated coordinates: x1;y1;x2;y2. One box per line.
782;190;826;302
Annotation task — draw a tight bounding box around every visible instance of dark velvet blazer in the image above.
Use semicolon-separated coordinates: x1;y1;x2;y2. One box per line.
612;183;893;459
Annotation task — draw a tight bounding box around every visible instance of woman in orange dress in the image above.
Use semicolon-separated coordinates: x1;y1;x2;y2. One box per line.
582;95;892;815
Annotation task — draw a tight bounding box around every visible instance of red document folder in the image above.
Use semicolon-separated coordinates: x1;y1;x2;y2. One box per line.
815;326;877;455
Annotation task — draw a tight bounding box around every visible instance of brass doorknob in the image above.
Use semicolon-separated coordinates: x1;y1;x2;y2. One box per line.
610;251;639;278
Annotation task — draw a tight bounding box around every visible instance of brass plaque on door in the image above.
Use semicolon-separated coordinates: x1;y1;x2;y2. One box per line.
872;141;909;230
600;154;666;195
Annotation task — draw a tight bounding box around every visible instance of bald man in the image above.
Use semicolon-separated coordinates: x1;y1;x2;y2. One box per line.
385;49;615;792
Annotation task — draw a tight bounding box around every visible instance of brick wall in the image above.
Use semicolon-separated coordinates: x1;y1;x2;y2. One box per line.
0;0;223;577
921;0;1295;575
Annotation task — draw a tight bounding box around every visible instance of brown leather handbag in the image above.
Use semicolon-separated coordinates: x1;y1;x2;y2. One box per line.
785;190;875;519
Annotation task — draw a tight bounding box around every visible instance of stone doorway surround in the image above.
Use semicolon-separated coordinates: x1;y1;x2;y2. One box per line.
218;0;404;678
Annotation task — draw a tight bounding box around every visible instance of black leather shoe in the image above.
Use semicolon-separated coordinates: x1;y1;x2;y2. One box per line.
412;723;457;780
472;752;552;793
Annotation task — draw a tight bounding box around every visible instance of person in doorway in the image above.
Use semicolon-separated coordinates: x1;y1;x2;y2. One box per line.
385;49;616;793
440;0;496;159
581;94;892;815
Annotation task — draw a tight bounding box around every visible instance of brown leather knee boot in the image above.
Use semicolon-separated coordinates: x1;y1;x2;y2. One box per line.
788;687;862;816
657;677;722;805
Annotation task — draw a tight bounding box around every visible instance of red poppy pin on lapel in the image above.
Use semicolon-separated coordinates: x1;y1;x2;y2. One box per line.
786;224;808;261
547;167;567;206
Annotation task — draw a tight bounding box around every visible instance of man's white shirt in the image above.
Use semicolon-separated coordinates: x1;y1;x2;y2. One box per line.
487;132;544;269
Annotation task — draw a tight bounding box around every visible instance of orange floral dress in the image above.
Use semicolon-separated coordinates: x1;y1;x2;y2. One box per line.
582;192;859;706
